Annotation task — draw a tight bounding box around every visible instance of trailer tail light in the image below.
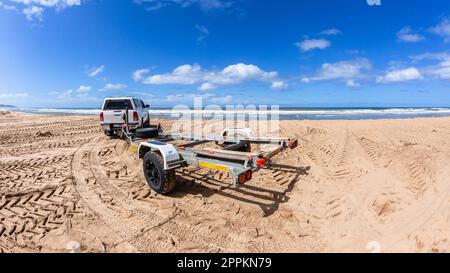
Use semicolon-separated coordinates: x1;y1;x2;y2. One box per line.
100;112;104;122
244;170;253;181
239;174;246;184
256;158;267;168
288;140;298;149
133;111;139;122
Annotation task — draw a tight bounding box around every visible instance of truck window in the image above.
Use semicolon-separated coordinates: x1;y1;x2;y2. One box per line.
133;99;141;109
103;99;133;110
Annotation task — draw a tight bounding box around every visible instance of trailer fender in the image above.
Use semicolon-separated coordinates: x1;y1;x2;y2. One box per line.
138;141;180;170
220;128;255;140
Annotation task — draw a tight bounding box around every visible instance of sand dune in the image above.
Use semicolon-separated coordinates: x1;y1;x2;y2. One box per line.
1;112;450;252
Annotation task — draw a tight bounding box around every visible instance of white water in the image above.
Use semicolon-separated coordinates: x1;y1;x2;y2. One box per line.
9;107;450;120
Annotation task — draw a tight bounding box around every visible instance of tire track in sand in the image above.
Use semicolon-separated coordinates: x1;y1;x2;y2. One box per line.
72;137;235;252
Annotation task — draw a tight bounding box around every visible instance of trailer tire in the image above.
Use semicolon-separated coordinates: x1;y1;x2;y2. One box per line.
143;152;176;194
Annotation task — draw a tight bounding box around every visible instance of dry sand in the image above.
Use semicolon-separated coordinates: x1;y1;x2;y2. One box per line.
1;111;450;253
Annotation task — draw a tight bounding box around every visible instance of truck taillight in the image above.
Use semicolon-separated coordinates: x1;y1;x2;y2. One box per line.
133;111;139;122
100;112;104;122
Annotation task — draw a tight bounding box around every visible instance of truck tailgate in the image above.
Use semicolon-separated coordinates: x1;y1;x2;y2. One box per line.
103;110;137;124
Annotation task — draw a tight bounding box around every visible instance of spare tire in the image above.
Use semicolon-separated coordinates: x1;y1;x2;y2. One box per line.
136;127;159;139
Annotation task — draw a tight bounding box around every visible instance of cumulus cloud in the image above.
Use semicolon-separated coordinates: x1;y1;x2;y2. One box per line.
206;63;277;85
271;81;288;90
143;64;202;85
198;82;215;91
132;68;150;82
430;18;450;42
76;85;91;93
302;58;371;85
397;27;424;43
376;67;423;83
410;52;450;80
140;63;278;90
296;38;331;52
87;65;105;78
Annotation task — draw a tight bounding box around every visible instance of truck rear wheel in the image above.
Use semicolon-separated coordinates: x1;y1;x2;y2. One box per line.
104;130;114;137
143;152;176;194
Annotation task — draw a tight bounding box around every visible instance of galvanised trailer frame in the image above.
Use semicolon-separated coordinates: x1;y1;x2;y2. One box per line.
120;113;298;194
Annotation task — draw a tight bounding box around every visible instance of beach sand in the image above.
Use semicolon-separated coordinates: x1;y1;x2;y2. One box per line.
1;111;450;253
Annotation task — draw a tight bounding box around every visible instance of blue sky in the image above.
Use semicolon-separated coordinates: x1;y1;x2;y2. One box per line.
1;0;450;108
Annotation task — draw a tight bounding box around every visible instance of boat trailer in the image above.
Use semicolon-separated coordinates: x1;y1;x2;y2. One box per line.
119;117;298;194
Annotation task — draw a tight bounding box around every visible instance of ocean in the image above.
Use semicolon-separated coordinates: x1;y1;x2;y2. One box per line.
5;107;450;120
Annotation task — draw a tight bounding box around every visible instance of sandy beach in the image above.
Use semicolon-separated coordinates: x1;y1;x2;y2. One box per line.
1;111;450;253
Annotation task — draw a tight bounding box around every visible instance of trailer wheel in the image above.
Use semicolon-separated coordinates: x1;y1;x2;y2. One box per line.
143;152;176;194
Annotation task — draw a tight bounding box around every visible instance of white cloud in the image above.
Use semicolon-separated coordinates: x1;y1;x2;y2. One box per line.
76;85;91;93
376;67;423;83
3;0;81;21
430;18;450;42
87;65;105;78
346;79;360;88
302;58;371;85
430;65;450;80
23;5;43;21
397;27;424;43
208;63;277;85
198;82;215;91
0;92;28;98
143;64;202;85
141;63;278;89
100;83;127;91
411;52;450;80
301;77;310;83
319;28;341;36
132;68;150;82
271;81;288;90
50;87;98;101
296;39;331;52
0;1;18;10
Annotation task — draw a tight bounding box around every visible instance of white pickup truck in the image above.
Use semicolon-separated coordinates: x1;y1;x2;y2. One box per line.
100;97;150;136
